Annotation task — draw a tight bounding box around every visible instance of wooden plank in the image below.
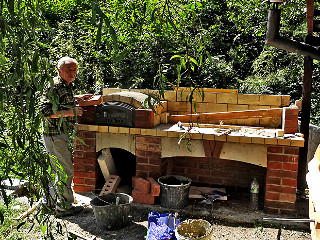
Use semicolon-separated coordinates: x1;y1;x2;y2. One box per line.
167;108;283;124
298;57;313;192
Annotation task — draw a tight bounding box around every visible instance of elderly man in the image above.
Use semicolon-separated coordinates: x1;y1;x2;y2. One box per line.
41;57;83;216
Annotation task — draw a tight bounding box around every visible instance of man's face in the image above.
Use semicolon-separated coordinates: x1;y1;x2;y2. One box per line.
58;62;78;84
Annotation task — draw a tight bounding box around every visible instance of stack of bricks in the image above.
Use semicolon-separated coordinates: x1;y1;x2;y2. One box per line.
132;176;160;204
282;107;299;134
135;136;166;179
73;130;99;192
264;145;299;215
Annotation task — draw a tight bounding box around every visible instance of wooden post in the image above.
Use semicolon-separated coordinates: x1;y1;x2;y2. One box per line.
298;56;313;194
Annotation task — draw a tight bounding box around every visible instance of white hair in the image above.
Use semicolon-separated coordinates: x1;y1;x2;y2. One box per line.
57;57;78;69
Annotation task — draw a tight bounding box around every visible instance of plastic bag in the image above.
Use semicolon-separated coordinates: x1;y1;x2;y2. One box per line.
146;211;180;240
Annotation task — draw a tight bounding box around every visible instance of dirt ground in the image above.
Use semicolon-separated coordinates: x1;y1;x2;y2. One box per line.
42;192;311;240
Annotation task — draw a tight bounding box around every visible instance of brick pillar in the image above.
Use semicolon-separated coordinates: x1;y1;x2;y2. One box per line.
282;107;299;134
73;131;99;192
135;136;166;179
264;145;299;215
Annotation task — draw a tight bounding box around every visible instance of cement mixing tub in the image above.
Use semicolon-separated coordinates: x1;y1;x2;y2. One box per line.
90;193;133;230
158;175;191;209
175;219;213;240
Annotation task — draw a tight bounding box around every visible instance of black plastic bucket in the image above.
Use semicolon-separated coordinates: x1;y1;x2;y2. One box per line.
90;193;133;230
158;175;191;209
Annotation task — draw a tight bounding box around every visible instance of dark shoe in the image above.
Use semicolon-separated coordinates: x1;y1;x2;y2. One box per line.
55;205;84;217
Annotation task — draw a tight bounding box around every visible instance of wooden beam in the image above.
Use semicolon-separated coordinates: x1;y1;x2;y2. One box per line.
167;108;283;124
307;0;314;35
298;57;313;193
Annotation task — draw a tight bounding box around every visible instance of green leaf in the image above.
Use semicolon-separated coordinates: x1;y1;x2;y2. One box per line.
170;55;181;60
42;225;47;235
188;57;198;66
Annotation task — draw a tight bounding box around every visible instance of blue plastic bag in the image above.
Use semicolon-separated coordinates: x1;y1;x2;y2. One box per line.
146;211;180;240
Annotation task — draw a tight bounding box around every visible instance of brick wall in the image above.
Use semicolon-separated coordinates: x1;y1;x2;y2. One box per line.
265;145;299;215
168;156;267;189
73;130;99;192
135;136;166;179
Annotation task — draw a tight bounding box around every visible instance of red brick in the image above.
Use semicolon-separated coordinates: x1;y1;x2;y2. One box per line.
145;151;162;158
136;136;161;144
73;178;85;185
135;150;146;157
136;157;148;164
267;154;298;163
73;151;84;158
199;176;222;186
203;141;211;157
284;147;299;155
266;185;296;195
83;158;97;165
267;162;282;169
83;131;96;138
74;164;86;172
189;168;210;176
265;192;280;201
83;138;95;146
268;146;283;154
284;127;298;134
73;185;95;193
264;199;296;210
282;178;297;187
135;121;154;129
284;108;299;115
82;145;95;152
136;164;150;171
172;166;187;175
73;158;84;164
136;143;148;151
283;114;299;121
84;178;96;186
224;178;249;187
266;177;281;185
84;152;97;159
148;157;163;165
132;189;155;204
146;177;160;196
148;144;161;152
283;163;298;171
210;171;237;179
280;194;296;203
73;171;98;179
284;120;298;128
132;176;151;193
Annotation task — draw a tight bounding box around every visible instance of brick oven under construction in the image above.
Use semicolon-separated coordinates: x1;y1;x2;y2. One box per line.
73;87;304;215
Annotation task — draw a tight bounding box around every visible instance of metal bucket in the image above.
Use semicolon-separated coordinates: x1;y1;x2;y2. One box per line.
175;219;213;240
158;175;191;209
90;193;133;230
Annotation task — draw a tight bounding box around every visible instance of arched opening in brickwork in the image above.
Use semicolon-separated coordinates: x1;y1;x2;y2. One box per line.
96;148;136;191
111;148;136;187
